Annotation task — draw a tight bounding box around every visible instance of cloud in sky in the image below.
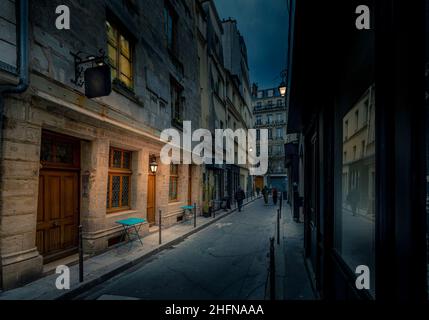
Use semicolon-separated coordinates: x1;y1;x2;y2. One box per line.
215;0;289;90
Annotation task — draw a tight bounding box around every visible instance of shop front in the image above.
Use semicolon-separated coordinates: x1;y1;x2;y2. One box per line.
287;0;427;300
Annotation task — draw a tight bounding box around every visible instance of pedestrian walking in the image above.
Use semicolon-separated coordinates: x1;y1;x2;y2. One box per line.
272;187;278;206
347;188;359;216
235;186;246;212
262;186;269;205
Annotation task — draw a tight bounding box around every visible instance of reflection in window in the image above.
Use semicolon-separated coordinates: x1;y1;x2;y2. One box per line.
426;60;429;296
337;85;376;296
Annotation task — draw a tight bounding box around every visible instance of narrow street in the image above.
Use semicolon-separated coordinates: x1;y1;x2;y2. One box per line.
78;200;282;300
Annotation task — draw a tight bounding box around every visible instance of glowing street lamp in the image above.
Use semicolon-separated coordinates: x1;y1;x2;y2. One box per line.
278;69;287;97
149;156;158;174
278;80;287;97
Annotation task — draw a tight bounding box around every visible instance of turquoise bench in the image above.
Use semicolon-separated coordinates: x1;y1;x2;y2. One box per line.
115;217;146;246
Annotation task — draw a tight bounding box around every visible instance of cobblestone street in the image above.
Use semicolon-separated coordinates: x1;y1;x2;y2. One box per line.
77;199;313;300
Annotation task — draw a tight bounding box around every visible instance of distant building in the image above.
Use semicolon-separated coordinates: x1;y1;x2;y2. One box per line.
252;87;288;192
198;0;253;213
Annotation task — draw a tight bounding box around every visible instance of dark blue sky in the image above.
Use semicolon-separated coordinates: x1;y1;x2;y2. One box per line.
215;0;289;90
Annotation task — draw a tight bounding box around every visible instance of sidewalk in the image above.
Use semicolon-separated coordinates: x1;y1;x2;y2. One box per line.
0;197;260;300
274;201;316;300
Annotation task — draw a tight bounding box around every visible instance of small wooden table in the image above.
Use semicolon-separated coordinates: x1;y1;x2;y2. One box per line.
115;218;146;246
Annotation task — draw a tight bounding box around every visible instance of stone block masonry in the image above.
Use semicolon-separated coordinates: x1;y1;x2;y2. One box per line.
0;0;202;290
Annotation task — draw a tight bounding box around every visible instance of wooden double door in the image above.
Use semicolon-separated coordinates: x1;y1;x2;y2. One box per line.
37;131;80;262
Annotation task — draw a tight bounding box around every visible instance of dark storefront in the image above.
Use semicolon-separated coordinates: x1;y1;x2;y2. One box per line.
287;0;427;300
285;142;299;220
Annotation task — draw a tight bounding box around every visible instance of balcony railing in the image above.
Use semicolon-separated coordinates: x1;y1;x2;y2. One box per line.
253;103;286;113
254;120;286;127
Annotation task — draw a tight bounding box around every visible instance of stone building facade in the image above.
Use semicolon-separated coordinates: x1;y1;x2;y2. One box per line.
0;0;202;290
198;0;253;213
252;87;288;191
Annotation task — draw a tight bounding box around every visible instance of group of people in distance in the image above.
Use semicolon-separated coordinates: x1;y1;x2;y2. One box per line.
261;186;278;206
233;185;280;213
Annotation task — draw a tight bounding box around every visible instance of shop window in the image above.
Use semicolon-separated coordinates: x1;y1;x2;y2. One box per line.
169;164;179;201
336;85;376;297
106;20;134;89
107;148;132;212
425;6;429;295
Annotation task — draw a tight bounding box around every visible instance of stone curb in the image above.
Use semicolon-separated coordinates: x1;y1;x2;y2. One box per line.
58;197;262;300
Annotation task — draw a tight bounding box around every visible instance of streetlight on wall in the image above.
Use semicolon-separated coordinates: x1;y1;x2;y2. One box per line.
278;69;287;97
149;155;158;174
278;81;287;97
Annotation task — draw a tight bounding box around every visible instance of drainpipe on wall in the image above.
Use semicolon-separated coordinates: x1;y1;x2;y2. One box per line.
0;0;29;135
0;0;29;290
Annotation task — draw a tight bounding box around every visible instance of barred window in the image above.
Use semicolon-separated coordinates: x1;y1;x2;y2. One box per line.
107;148;132;212
169;164;179;202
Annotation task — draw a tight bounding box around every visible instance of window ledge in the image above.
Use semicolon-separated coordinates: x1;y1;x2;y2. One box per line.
171;118;184;130
168;201;184;205
107;209;140;218
112;80;144;107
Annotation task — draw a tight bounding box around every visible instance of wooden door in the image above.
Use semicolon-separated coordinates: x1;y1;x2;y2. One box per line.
37;130;80;262
147;174;156;225
256;176;262;189
37;170;79;260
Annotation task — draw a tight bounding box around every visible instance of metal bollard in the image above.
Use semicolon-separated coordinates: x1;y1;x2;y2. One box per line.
277;209;280;245
78;225;83;283
194;203;197;228
279;197;282;219
269;237;275;300
159;210;162;245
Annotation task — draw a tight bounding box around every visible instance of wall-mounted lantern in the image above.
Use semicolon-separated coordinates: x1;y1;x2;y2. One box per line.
278;81;287;97
149;155;158;174
278;69;287;97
